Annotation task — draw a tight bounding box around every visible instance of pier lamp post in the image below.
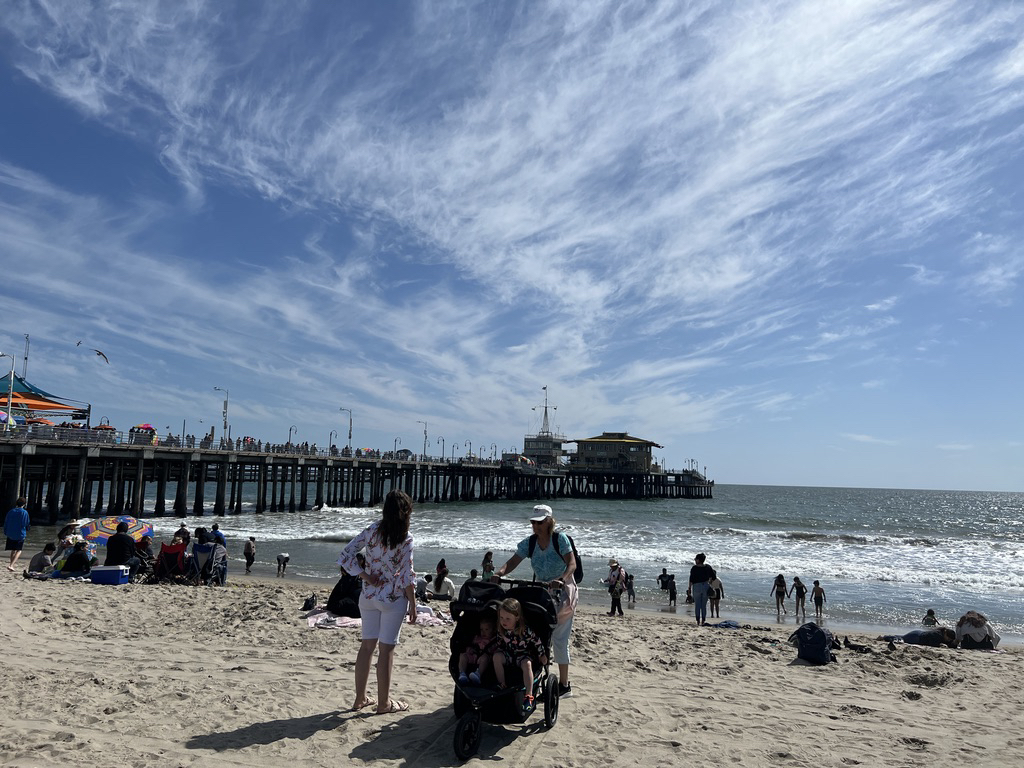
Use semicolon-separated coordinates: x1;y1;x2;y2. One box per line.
329;429;337;453
213;386;230;441
465;439;472;460
394;436;401;455
339;407;353;451
417;420;428;458
288;424;297;445
451;443;458;462
1;352;14;433
437;436;445;462
490;443;497;461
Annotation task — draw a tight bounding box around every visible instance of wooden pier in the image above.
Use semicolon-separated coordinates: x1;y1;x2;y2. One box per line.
0;438;713;522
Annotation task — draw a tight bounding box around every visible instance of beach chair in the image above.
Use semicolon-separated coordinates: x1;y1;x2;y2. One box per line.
151;541;189;584
189;542;226;586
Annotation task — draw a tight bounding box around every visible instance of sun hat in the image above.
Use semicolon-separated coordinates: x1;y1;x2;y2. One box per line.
608;558;619;567
529;504;553;522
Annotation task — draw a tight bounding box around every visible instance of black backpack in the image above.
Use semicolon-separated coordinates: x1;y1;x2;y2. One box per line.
527;531;584;583
791;622;839;665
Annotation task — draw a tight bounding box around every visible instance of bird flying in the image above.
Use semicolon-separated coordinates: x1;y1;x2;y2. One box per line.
92;349;109;364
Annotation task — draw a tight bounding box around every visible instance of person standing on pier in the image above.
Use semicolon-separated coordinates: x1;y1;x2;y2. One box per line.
4;497;30;572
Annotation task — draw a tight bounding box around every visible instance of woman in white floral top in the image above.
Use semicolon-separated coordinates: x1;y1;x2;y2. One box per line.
339;489;417;714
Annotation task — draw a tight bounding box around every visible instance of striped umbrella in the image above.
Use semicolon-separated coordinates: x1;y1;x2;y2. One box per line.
80;515;154;543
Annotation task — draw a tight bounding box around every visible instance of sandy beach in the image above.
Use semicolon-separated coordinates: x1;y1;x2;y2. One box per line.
1;574;1021;768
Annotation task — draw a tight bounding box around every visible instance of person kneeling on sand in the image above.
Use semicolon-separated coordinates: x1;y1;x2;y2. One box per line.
955;611;1000;650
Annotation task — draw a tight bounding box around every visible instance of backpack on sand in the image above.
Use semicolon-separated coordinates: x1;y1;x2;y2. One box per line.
791;622;839;665
528;530;584;583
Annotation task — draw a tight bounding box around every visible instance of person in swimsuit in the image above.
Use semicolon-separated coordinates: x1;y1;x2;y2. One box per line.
811;580;826;619
789;576;807;620
771;574;787;616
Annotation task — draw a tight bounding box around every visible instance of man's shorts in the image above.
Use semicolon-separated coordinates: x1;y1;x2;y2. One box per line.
5;538;25;552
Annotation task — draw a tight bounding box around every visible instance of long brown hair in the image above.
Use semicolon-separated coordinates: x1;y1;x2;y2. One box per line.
378;490;412;548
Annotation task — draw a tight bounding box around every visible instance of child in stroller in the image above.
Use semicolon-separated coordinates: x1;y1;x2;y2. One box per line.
457;614;497;686
493;597;547;713
448;580;560;760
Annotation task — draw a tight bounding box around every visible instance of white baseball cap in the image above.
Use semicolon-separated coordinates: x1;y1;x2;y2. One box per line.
529;504;553;522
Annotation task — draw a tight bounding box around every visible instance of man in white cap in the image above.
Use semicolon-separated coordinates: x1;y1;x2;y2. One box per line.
493;504;578;697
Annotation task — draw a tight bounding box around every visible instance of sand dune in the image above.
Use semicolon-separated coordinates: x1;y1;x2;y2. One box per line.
1;575;1020;767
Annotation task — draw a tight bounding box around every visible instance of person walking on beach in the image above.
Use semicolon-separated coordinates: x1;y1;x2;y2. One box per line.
667;575;677;607
811;580;826;619
789;576;807;620
339;489;417;714
4;497;30;572
625;572;636;605
244;537;256;574
771;574;788;616
708;569;724;619
493;504;578;698
688;553;714;625
603;559;627;616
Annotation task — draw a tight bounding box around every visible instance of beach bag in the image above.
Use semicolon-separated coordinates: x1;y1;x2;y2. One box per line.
792;622;838;665
528;530;584;583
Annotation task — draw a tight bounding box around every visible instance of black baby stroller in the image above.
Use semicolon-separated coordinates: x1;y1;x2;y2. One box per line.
448;579;560;760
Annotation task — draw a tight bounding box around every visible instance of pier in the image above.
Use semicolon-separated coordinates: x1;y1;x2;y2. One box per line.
0;432;713;521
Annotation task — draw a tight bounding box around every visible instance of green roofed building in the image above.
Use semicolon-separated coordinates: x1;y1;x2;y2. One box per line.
568;432;664;472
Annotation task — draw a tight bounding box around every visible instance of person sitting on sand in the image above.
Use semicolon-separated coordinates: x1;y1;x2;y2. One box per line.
922;609;938;626
104;521;143;581
428;567;456;601
955;611;1000;650
57;541;93;577
27;542;56;574
771;574;787;616
415;572;430;601
458;613;498;685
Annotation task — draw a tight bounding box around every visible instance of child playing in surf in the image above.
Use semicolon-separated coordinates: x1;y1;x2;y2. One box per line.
811;580;827;619
458;615;498;685
771;574;788;616
492;597;547;713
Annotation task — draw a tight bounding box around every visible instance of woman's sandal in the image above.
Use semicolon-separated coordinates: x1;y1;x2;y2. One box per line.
376;700;409;714
352;697;377;711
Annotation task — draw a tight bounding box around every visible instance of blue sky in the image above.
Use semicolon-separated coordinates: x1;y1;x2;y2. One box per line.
1;1;1022;491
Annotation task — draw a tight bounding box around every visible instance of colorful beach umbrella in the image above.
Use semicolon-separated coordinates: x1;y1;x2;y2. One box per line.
80;515;154;543
133;423;156;431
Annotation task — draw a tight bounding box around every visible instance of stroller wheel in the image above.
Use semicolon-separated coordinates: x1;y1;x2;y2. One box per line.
543;673;559;729
453;711;482;760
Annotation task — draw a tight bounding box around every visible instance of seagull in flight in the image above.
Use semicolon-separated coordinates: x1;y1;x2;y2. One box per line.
92;349;109;364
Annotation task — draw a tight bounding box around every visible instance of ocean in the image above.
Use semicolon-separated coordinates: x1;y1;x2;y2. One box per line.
25;484;1024;641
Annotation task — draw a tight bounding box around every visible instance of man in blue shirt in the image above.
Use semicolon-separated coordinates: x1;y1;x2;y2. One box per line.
211;523;227;547
4;496;30;571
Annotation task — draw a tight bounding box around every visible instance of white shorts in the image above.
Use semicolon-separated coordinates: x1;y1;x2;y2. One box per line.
359;594;409;645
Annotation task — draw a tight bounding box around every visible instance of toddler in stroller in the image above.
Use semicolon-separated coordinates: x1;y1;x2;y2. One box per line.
448;580;560;760
457;614;497;686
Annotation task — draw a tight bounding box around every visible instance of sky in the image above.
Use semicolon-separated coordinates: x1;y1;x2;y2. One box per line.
1;1;1023;492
